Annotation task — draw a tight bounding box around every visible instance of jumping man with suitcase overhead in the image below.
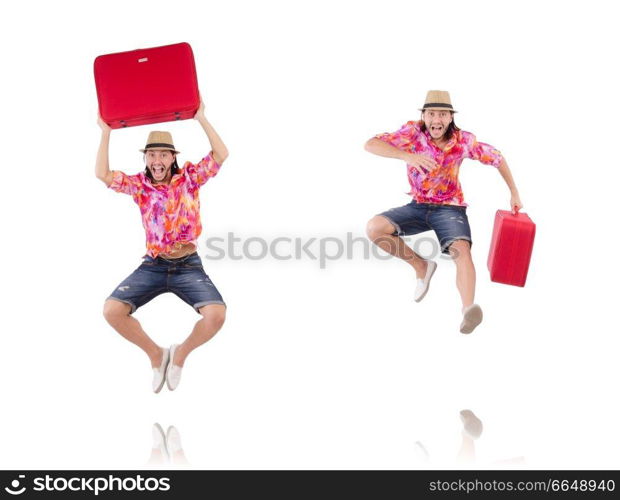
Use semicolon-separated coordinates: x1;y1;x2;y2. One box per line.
365;91;522;334
96;100;229;392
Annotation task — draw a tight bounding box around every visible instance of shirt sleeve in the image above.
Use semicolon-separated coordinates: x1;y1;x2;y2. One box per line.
374;121;419;152
465;132;503;167
184;152;221;187
108;170;143;195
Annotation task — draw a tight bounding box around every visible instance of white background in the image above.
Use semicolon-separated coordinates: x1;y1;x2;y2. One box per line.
2;0;618;469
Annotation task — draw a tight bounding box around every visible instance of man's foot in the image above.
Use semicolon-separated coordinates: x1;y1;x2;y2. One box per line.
459;409;483;439
413;441;430;462
460;304;483;334
152;348;170;393
414;260;437;302
166;426;183;455
151;423;169;460
166;344;183;391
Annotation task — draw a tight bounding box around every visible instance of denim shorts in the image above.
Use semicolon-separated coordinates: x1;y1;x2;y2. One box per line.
107;252;225;314
378;201;472;254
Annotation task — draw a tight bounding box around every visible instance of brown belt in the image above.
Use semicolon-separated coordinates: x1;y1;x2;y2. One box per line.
160;242;196;260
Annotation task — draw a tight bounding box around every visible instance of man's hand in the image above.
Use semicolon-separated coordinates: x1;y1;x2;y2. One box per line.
403;152;438;175
194;99;206;121
364;138;437;174
510;193;523;214
97;113;111;133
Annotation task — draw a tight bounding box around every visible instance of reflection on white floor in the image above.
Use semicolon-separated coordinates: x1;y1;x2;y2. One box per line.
147;424;189;467
414;410;525;468
3;259;620;469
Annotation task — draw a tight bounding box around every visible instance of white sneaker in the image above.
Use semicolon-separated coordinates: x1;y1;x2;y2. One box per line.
151;423;169;461
460;304;483;334
166;426;183;455
414;260;437;302
166;344;183;391
152;348;170;393
413;441;430;462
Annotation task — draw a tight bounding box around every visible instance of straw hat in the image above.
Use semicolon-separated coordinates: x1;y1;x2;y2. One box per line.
419;90;457;113
139;131;181;154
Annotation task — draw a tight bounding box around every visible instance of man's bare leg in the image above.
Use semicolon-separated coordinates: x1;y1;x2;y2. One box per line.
449;240;476;310
366;215;429;278
457;409;483;463
103;299;164;367
171;304;226;367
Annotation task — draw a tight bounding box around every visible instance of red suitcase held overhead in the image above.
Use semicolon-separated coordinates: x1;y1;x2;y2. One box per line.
94;42;199;129
487;210;536;287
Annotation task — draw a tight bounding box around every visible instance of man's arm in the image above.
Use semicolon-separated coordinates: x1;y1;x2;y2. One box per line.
194;100;229;165
497;158;523;214
95;116;114;186
364;137;437;174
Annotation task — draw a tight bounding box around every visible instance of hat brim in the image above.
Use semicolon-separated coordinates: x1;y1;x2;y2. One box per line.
139;147;181;154
419;107;457;113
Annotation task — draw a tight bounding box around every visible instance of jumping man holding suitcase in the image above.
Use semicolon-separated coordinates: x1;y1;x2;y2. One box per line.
365;91;522;334
96;100;228;392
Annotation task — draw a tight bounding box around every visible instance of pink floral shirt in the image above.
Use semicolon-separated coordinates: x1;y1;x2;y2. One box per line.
376;120;503;206
109;153;220;257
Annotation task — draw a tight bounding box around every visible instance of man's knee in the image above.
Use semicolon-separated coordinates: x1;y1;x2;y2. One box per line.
103;299;131;323
448;239;472;260
366;216;395;242
199;304;226;329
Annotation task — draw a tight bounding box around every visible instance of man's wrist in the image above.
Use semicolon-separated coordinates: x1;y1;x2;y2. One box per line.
399;151;413;162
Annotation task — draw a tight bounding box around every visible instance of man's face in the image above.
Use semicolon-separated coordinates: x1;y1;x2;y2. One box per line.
422;109;453;140
145;149;175;183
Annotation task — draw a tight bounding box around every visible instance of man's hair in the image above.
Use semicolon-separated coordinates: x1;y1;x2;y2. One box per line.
420;112;460;141
144;152;179;181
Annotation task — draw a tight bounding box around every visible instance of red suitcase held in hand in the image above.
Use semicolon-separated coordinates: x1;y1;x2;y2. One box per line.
94;42;199;129
487;210;536;287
